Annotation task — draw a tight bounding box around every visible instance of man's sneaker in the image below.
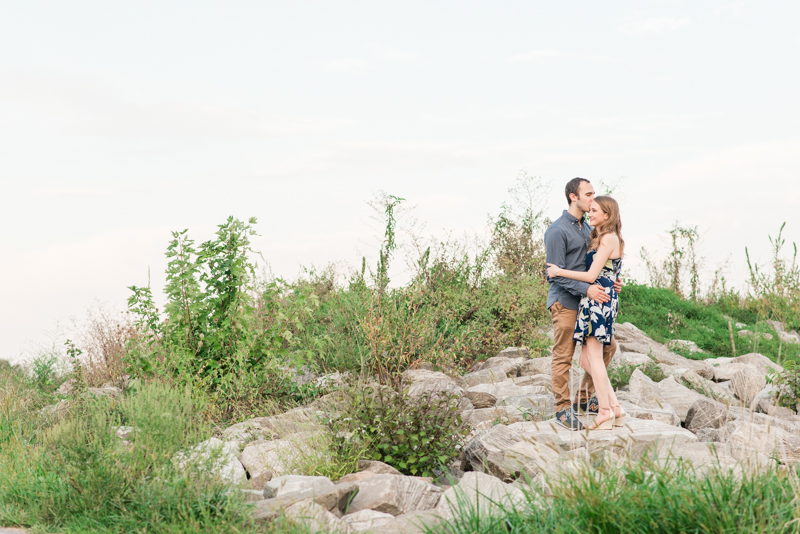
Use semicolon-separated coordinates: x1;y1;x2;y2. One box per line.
555;407;584;431
573;395;599;415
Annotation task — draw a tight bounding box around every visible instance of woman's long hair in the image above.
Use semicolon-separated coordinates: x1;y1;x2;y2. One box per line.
590;196;625;257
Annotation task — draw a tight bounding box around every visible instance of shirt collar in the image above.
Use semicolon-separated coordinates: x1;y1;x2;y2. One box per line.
562;210;581;224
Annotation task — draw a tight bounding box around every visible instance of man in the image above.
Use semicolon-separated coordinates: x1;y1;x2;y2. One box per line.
544;178;621;430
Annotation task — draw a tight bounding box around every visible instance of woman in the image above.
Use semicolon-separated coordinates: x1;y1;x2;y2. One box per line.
546;196;625;430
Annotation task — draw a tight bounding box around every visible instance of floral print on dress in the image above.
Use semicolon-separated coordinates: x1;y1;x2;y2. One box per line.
573;250;622;346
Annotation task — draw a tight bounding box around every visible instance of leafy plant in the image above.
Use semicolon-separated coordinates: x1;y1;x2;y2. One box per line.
326;384;469;477
767;360;800;410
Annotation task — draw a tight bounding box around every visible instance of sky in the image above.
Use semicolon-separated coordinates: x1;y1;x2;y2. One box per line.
1;1;799;363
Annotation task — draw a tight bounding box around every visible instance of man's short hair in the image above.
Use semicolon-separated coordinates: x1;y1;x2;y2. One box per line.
565;177;590;205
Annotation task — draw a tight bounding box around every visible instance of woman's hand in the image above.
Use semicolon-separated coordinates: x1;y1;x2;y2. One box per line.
546;263;562;278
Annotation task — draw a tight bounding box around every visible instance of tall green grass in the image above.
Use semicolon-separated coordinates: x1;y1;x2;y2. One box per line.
618;284;798;364
434;463;800;534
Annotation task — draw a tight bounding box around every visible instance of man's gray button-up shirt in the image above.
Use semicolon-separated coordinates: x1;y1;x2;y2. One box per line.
544;210;591;311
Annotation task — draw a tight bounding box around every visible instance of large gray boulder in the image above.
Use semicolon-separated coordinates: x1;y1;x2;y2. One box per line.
283;499;352;533
655;376;706;422
264;475;333;499
436;472;525;520
677;370;735;404
174;438;246;485
727;421;800;466
729;365;767;407
341;509;396;532
253;482;359;521
616;398;680;426
520;357;552;376
475;357;524;377
239;439;298;479
627;369;666;409
346;474;442;516
460;368;506;388
685;398;736;432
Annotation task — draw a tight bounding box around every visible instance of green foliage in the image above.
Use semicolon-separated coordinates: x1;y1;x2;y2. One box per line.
327;384;469;477
0;378;261;533
767;360;800;409
617;284;791;362
608;360;666;390
747;222;800;331
126;217;322;421
434;463;800;534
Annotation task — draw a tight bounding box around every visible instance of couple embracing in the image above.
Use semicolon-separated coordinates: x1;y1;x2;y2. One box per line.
544;177;625;431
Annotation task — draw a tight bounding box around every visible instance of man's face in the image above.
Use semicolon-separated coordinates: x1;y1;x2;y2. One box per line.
573;182;595;214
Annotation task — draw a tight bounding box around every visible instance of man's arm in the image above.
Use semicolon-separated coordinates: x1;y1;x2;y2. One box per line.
544;228;590;297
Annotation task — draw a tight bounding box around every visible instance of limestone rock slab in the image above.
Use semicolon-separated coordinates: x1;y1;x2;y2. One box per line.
347;474;442;516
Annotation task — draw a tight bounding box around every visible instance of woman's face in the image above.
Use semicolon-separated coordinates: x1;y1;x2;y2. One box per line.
588;203;609;226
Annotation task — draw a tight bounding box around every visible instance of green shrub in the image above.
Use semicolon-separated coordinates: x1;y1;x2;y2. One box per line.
767;360;800;409
326;384;469;477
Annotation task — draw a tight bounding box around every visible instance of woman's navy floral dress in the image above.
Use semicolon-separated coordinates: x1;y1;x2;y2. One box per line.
573;249;622;346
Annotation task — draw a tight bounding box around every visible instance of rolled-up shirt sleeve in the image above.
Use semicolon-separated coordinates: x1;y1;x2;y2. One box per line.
544;227;590;297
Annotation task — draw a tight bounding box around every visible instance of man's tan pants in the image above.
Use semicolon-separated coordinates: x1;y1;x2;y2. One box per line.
549;301;617;411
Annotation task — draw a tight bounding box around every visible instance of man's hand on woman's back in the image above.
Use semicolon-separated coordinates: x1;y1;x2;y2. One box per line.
586;285;611;303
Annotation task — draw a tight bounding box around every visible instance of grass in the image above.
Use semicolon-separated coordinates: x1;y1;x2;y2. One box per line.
618;284;799;365
433;462;800;534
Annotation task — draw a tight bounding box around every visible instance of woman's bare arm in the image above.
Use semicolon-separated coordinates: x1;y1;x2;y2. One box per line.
546;234;619;282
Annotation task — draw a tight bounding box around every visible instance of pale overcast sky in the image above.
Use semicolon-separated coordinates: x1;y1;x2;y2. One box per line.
2;1;799;363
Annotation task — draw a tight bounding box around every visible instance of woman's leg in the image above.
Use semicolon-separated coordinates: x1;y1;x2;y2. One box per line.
585;337;614;426
579;345;591;375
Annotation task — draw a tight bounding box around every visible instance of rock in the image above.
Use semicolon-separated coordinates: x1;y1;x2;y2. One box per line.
337;471;380;485
778;331;800;344
87;386;121;398
475;357;524;377
732;353;784;376
401;369;453;384
615;323;712;378
381;510;443;534
614;352;653;367
264;475;334;499
458;397;474;411
526;374;553;389
358;460;403;475
248;407;322;439
174;438;246;485
667;340;705;354
677;370;735;404
727;421;800;465
39;399;70;418
347;474;442;516
283;499;352;533
496;394;554;421
240;489;266;502
729;365;767;406
520;357;552;376
464;417;698;482
754;386;796;418
239;440;298;479
695;428;725;443
244;472;273;491
56;379;76;395
221;420;266;443
685;398;736;432
655;376;706;421
436;472;525;520
459;368;506;388
627;369;666;409
461;406;531;426
253;482;359;521
653;441;738;473
464;389;497;409
341;509;396;532
406;378;463;399
616;399;680;426
497;347;531;359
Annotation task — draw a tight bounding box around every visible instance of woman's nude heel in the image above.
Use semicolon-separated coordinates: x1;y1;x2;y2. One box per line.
612;404;626;427
588;407;614;430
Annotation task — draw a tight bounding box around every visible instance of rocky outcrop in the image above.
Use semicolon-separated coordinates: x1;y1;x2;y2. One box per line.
729;365;767;407
346;474;442;516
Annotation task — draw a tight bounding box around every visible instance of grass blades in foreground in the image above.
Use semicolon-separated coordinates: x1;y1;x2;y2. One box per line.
433;463;800;534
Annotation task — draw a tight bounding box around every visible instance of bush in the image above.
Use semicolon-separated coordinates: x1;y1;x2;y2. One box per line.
768;360;800;409
326;384;469;477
